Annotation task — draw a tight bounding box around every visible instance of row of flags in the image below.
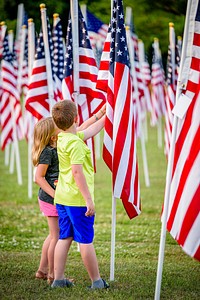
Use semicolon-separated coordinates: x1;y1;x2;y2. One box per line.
0;0;199;265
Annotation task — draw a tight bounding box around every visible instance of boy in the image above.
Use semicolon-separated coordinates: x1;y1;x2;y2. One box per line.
51;100;109;289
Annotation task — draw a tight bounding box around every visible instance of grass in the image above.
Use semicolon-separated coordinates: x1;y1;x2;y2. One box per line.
0;120;199;299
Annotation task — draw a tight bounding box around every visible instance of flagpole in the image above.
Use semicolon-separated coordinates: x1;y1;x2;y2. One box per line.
16;3;24;42
27;18;35;199
154;0;192;298
8;28;23;184
18;25;27;115
153;38;163;149
70;0;80;252
110;195;116;281
2;22;9;167
40;4;54;113
10;99;23;185
8;30;15;175
109;0;116;281
6;28;23;184
70;0;79;105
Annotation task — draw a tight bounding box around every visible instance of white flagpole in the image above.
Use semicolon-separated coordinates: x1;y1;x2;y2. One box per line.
17;24;27;114
8;29;13;53
16;3;24;42
169;23;176;89
4;144;10;166
11;100;23;185
8;29;23;184
110;195;116;281
8;30;15;175
153;38;163;149
109;0;116;281
70;0;80;252
0;21;7;44
27;18;35;199
70;0;79;105
40;4;54;113
1;22;9;167
154;0;192;298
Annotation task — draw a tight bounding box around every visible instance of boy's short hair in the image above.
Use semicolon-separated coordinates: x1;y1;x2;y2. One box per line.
52;100;77;130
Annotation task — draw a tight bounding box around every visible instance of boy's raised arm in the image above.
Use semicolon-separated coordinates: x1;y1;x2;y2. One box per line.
77;104;106;131
82;115;105;141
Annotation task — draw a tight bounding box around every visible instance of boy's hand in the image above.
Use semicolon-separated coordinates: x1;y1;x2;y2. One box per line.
85;199;95;216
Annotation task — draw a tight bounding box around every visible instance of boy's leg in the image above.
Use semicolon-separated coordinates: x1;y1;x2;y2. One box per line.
79;243;100;282
54;237;73;280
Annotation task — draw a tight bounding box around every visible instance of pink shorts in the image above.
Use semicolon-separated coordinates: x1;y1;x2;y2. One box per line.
38;199;58;217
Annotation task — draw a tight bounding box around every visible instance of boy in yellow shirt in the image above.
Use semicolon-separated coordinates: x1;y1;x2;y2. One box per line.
51;100;109;289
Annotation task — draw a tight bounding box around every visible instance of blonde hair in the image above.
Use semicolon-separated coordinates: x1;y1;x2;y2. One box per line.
32;117;55;166
52;100;77;130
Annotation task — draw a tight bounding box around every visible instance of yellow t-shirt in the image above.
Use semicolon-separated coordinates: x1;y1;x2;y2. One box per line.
54;131;94;206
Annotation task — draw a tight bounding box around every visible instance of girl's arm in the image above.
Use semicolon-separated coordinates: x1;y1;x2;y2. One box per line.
34;164;55;198
82;115;105;141
71;164;95;216
77;104;106;131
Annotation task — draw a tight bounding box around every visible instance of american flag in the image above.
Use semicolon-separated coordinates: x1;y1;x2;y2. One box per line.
62;6;106;122
150;40;166;126
99;0;140;219
25;16;55;120
0;32;24;150
86;9;108;50
62;6;106;168
166;0;200;261
96;25;111;92
52;14;64;101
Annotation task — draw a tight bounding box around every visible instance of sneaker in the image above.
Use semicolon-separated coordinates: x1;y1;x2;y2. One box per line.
51;278;74;288
89;278;110;289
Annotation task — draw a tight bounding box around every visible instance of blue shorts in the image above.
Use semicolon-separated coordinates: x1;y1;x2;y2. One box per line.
56;204;95;244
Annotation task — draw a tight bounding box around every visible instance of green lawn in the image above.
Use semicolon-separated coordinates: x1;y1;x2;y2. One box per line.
0;121;199;299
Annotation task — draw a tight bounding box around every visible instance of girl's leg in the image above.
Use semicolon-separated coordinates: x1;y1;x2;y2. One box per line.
54;237;73;280
79;243;100;282
36;234;51;276
47;216;59;279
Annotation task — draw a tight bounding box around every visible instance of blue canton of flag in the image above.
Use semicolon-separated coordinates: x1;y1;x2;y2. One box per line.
110;2;130;73
3;35;13;63
87;10;105;34
63;18;73;79
52;17;64;81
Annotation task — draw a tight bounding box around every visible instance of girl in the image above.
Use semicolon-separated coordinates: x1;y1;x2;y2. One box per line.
32;117;59;285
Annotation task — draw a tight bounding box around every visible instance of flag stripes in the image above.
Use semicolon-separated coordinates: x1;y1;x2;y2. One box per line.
100;0;140;219
166;1;200;261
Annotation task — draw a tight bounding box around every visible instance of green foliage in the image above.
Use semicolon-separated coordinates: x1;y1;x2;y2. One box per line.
0;118;199;299
1;0;187;65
